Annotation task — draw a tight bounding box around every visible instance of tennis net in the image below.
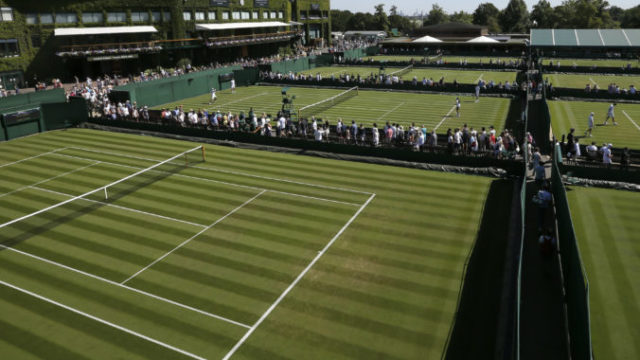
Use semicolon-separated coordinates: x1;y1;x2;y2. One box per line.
388;64;413;77
0;145;205;231
298;86;359;119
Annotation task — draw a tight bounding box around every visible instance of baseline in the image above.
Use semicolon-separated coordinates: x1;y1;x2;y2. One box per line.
221;193;377;360
0;148;67;169
375;102;406;122
622;110;640;132
121;190;266;285
0;242;251;329
434;105;458;132
0;279;206;360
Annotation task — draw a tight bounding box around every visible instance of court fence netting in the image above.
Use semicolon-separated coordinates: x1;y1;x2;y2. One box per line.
297;86;359;119
0;146;205;235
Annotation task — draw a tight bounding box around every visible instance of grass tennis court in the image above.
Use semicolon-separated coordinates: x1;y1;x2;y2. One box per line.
154;85;511;131
567;187;640;360
548;100;640;149
543;58;640;68
0;128;494;359
362;55;522;64
299;66;517;84
544;73;640;89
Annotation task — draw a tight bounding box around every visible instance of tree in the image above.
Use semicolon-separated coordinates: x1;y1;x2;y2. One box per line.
390;5;398;17
609;6;625;22
621;5;640;27
554;0;616;28
449;11;473;24
330;10;353;32
499;0;530;32
423;4;448;26
530;0;558;28
473;3;501;32
374;4;390;31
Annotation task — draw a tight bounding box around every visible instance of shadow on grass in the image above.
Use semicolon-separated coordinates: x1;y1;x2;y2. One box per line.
444;179;514;360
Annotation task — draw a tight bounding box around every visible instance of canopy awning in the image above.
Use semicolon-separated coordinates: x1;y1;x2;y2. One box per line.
196;22;290;31
54;26;158;37
412;35;442;43
466;36;499;43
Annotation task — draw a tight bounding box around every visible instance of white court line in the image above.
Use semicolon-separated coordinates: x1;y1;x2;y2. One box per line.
66;146;373;195
0;243;251;329
0;147;67;169
217;92;269;107
121;190;266;285
433;105;458;132
622;110;640;132
375;102;405;122
475;73;484;83
0;162;99;200
31;186;208;229
589;77;597;86
0;279;207;360
53;153;361;207
222;193;376;360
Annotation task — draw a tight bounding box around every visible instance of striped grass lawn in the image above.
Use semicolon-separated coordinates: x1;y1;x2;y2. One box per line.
566;187;640;360
543;58;640;68
362;55;522;64
300;66;517;85
544;73;640;89
548;100;640;149
0;128;494;359
154;85;511;132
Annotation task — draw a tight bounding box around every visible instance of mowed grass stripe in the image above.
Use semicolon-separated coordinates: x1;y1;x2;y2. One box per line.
567;187;640;360
549;100;640;149
0;251;247;359
151;85;511;130
1;129;494;358
546;73;640;89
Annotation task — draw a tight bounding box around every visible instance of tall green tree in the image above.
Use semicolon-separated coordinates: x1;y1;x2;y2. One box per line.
473;3;501;32
621;5;640;27
390;5;398;17
374;4;390;31
555;0;616;28
530;0;558;28
423;4;448;26
449;11;473;24
330;10;353;32
499;0;530;32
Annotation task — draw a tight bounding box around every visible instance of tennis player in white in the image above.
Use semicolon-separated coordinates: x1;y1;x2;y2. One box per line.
209;88;217;105
585;112;594;137
230;79;236;94
604;103;617;125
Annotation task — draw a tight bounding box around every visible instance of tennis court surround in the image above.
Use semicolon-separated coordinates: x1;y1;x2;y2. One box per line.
0;128;494;359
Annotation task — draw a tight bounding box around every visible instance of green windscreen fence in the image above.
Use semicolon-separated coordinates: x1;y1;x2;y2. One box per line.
0;88;66;114
41;97;88;131
552;146;593;360
116;66;242;108
270;57;311;74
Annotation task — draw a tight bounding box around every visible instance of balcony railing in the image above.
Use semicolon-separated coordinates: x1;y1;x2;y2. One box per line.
205;30;302;48
56;40;162;57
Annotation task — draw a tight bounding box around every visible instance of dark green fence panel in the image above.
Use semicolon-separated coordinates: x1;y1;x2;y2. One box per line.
233;68;259;87
0;88;65;114
552;147;593;360
41;97;88;131
5;120;40;140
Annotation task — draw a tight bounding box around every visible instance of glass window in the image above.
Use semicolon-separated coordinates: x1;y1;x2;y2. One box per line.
222;11;230;20
82;12;103;24
278;11;283;19
163;11;171;21
131;11;149;22
26;13;38;25
0;39;19;57
40;13;54;24
270;11;276;19
232;11;240;20
241;11;250;20
208;12;216;20
195;12;205;21
183;11;191;21
56;13;77;24
252;11;259;19
152;11;161;22
0;8;13;22
107;12;126;23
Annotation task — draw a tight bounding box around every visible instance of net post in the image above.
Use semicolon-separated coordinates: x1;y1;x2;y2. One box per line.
201;145;206;162
104;187;108;200
185;153;188;166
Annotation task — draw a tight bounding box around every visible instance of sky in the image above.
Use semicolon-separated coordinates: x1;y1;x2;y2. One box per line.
331;0;637;15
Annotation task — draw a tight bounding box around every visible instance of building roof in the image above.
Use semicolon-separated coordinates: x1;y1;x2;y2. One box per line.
344;30;387;37
530;29;640;47
54;26;158;36
195;21;290;31
422;22;487;31
412;35;442;43
467;36;499;43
